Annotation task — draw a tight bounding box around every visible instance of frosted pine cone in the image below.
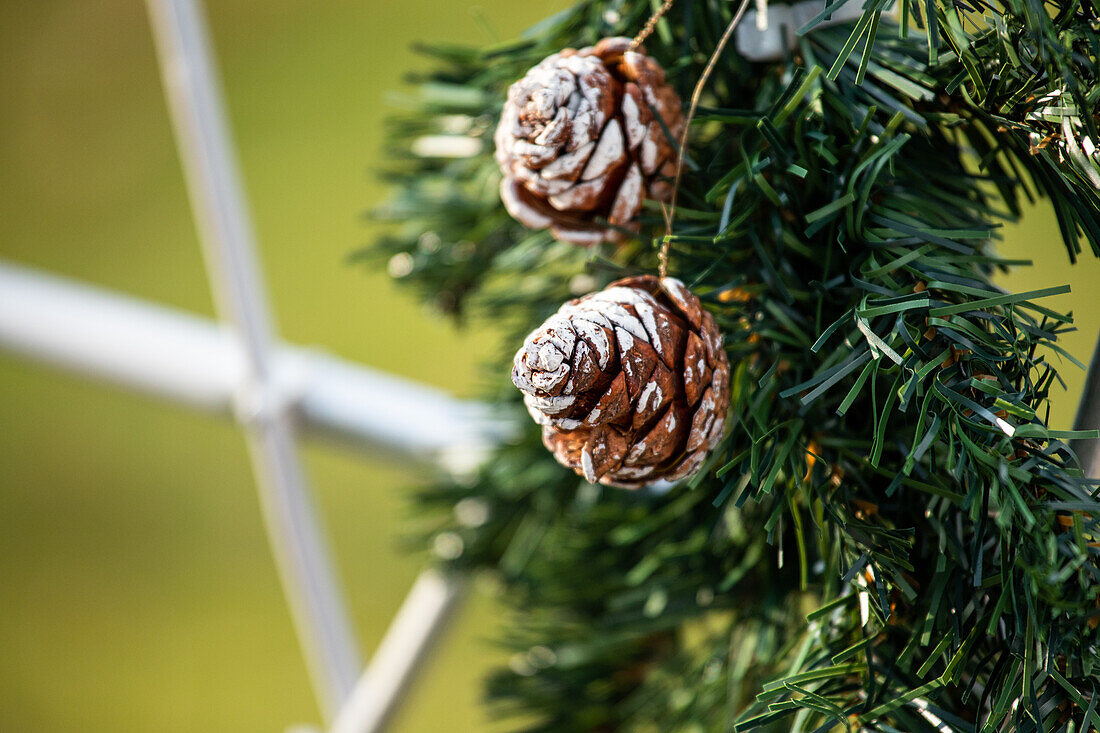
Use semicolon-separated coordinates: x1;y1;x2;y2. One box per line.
494;37;684;246
512;275;730;488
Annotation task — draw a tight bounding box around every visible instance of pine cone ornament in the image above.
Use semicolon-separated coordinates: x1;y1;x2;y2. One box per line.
512;275;730;488
494;37;684;246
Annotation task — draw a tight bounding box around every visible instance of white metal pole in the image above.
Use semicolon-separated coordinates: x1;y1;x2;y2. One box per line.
143;0;361;719
330;571;466;733
0;259;502;732
0;260;511;462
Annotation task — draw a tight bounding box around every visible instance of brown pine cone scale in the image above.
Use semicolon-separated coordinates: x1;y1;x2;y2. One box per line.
495;37;684;246
513;275;730;488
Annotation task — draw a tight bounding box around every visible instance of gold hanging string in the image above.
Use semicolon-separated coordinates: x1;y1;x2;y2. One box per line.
630;0;676;51
658;0;752;279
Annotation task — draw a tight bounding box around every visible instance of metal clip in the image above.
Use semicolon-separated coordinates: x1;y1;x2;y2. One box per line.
735;0;879;62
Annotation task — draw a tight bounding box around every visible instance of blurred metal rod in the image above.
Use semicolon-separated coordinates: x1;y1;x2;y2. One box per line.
0;261;509;461
145;0;360;718
331;571;466;733
0;261;492;733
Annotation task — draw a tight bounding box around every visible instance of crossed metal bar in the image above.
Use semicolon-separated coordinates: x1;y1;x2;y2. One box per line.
0;257;480;732
145;0;491;728
2;0;495;730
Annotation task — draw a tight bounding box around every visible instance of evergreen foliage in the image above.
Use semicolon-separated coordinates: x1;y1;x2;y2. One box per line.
366;0;1100;730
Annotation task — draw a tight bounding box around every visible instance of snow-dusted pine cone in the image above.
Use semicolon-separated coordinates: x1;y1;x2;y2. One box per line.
494;37;684;246
512;275;730;488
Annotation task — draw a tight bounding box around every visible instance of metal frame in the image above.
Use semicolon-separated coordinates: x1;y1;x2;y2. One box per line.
0;260;482;732
1;0;502;730
0;262;509;464
146;0;362;713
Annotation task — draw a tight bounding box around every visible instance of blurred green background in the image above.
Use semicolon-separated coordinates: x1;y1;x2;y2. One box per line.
0;2;1096;732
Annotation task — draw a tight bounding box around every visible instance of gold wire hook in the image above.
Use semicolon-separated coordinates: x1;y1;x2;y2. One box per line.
629;0;676;51
658;0;752;279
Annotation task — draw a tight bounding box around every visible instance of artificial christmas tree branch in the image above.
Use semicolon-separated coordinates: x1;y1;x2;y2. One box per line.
366;0;1100;730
